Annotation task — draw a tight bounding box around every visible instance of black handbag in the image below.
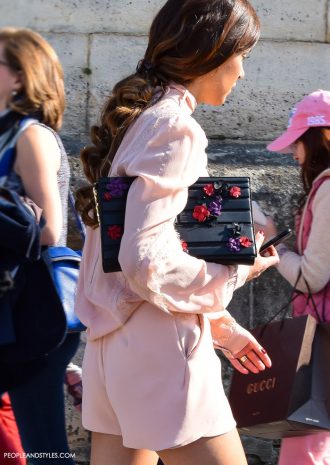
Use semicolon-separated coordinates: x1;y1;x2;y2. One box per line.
94;176;257;273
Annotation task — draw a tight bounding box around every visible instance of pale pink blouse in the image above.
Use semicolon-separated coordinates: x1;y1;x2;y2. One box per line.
75;84;249;341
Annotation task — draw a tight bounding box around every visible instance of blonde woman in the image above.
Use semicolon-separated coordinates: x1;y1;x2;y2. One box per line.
0;28;79;464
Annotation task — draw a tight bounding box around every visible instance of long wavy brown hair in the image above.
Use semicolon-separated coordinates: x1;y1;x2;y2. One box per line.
298;127;330;207
77;0;260;227
0;28;65;131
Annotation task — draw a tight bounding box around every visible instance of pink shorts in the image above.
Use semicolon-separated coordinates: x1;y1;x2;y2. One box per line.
82;302;236;450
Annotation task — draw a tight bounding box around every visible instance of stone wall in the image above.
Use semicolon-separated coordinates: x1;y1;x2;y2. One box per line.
1;1;329;464
1;0;329;142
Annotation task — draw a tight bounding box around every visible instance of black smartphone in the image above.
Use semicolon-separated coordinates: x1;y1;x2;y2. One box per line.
260;228;292;253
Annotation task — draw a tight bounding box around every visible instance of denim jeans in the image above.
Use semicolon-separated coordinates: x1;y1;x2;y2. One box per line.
8;333;80;465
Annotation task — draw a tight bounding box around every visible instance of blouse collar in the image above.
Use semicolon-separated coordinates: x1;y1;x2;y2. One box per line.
167;83;198;114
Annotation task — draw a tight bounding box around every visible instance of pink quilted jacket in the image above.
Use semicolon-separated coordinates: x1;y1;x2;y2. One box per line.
293;175;330;322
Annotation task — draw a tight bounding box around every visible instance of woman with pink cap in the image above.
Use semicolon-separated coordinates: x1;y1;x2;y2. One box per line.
267;89;330;465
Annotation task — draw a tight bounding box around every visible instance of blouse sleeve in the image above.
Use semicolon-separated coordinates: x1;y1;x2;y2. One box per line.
118;112;249;315
277;180;330;293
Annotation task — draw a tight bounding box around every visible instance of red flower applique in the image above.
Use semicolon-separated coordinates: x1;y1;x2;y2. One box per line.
181;241;189;252
239;236;252;248
107;225;122;240
103;192;112;201
203;183;215;196
193;204;210;222
229;186;241;198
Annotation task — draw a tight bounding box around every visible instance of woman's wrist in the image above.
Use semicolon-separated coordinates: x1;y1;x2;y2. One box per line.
210;312;237;348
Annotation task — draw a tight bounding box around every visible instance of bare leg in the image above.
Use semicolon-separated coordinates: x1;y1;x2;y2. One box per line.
91;432;159;465
158;429;248;465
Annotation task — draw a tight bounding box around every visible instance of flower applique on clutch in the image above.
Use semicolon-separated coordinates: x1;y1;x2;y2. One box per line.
95;176;256;273
177;178;255;260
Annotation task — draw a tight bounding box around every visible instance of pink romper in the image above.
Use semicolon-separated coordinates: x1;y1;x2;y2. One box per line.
75;84;249;450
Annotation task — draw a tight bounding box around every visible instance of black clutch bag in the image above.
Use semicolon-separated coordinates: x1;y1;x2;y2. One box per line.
94;176;257;273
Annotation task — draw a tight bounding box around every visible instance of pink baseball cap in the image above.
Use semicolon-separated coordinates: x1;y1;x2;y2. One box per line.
267;89;330;153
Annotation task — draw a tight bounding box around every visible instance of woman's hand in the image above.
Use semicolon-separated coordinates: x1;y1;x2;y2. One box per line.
211;314;271;375
223;334;272;375
246;230;279;281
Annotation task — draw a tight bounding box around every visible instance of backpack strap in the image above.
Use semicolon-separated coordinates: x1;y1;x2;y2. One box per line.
0;117;86;241
0;117;39;185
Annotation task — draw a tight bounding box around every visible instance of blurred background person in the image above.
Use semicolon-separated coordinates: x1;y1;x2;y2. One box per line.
0;28;79;464
266;89;330;465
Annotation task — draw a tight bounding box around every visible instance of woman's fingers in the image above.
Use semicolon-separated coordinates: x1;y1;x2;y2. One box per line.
261;246;279;265
245;350;268;371
255;231;279;261
230;354;263;374
234;341;272;374
266;245;277;256
255;230;265;252
255;232;279;264
247;244;279;281
246;232;279;281
257;346;272;368
230;358;249;375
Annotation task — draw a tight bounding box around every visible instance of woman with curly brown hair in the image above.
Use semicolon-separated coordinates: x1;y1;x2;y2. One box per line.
75;1;278;464
0;28;79;464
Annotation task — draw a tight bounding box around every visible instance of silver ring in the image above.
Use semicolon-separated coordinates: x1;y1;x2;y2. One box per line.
239;355;248;363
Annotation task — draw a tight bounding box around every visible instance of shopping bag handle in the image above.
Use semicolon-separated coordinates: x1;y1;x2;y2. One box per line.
259;270;323;337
